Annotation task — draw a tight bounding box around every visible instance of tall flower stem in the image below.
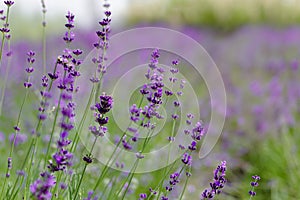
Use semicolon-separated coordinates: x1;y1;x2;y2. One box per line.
0;40;11;115
9;63;57;198
155;114;178;199
0;4;11;67
143;149;189;200
43;71;66;169
41;0;47;74
1;87;29;198
178;167;191;200
73;136;98;199
23;137;39;200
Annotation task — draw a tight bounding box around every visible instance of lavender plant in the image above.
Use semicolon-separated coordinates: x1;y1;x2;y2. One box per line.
0;0;271;199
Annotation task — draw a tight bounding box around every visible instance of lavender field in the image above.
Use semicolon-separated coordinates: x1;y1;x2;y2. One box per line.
0;0;299;199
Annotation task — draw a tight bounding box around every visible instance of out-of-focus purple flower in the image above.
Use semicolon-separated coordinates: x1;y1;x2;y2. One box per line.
9;133;27;146
139;193;147;199
191;121;205;141
30;172;56;200
0;132;5;142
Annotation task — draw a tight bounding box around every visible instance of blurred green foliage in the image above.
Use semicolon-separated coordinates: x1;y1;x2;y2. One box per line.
128;0;300;30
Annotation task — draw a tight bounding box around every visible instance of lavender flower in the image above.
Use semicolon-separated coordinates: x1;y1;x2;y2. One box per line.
181;153;192;166
4;0;14;6
139;193;147;199
63;11;75;43
249;175;260;198
9;133;27;146
30;172;56;200
24;50;35;89
201;161;227;199
95;94;113;114
165;172;180;192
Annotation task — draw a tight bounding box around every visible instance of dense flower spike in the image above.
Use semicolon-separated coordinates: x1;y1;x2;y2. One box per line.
201;161;227;199
24;50;35;88
46;11;83;174
95;94;113;114
63;11;75;43
93;1;111;74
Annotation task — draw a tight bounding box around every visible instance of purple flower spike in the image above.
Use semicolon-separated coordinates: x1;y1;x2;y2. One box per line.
201;161;227;199
95;94;113;114
249;175;260;197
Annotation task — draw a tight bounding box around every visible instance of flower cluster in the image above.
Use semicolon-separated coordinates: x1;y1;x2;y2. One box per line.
93;1;111;74
0;1;13;40
23;51;35;88
63;11;75;43
47;11;82;173
30;172;56;200
201;161;227;199
83;94;113;164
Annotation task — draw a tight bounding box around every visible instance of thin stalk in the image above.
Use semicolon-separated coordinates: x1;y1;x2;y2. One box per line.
1;87;29;198
0;40;11;115
115;159;140;200
147;151;188;200
178;169;190;200
9;174;25;200
41;0;47;74
8;139;34;200
156;111;177;199
73;136;98;199
24;137;38;200
106;177;117;200
91;96;146;192
9;62;58;199
51;171;63;200
0;5;10;66
43;70;67;169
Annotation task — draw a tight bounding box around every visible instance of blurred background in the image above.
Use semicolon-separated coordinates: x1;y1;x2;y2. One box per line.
1;0;300;199
8;0;300;38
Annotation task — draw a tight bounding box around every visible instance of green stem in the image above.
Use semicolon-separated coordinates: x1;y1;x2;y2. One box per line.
0;5;10;66
43;93;62;168
8;138;34;200
0;39;11;115
43;70;67;169
51;171;63;200
1;88;29;197
178;169;190;200
24;137;38;200
91;97;146;192
41;0;47;74
156;111;177;199
73;136;98;199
